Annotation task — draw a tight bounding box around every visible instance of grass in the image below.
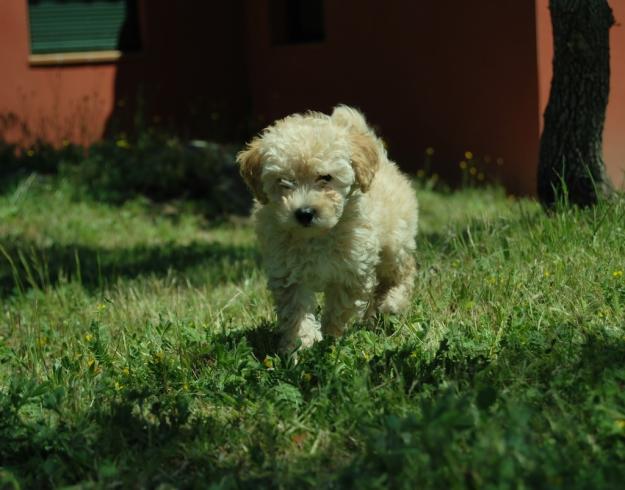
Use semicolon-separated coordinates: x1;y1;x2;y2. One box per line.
1;174;624;489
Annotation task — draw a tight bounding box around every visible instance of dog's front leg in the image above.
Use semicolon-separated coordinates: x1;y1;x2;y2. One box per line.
271;281;322;353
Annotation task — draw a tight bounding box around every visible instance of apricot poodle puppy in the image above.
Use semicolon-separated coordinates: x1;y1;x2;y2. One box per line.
238;105;418;352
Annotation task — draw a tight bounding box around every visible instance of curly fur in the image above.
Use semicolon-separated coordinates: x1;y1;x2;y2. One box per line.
237;105;418;352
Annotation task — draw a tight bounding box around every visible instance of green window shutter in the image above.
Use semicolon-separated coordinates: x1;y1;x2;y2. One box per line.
28;0;141;54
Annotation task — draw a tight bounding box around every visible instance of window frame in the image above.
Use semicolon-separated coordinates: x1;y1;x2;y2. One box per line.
26;0;145;66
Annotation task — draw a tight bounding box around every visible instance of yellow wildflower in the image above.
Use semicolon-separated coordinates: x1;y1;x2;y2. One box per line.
459;160;468;170
84;333;93;342
612;270;623;278
425;147;435;156
464;150;474;160
116;139;130;149
263;356;274;369
598;308;611;319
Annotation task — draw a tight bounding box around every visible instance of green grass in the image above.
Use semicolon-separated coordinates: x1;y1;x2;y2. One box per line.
1;175;624;489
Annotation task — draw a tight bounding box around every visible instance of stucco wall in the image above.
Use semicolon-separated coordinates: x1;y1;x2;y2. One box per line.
3;1;622;194
536;0;625;188
245;0;541;194
0;1;116;145
0;1;249;146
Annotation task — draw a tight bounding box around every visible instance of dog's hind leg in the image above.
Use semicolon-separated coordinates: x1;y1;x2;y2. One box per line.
322;278;374;337
375;248;416;315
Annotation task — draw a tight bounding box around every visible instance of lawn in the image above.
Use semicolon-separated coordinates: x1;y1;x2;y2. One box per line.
1;175;624;488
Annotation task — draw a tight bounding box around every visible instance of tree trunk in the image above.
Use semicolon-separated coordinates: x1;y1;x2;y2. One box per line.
537;0;614;208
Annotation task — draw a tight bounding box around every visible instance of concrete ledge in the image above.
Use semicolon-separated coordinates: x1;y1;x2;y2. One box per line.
29;50;128;66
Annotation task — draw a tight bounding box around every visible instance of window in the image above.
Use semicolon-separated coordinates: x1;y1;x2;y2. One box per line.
271;0;325;45
28;0;141;57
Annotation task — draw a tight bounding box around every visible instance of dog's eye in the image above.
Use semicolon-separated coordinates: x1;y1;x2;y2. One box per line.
318;175;332;182
278;178;294;189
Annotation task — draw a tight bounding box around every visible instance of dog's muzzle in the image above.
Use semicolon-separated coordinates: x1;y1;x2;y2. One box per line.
294;207;316;227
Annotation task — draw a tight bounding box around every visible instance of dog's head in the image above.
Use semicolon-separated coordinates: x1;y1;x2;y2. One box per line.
237;105;381;234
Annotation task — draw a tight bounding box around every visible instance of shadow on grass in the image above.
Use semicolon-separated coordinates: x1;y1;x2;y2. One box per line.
365;338;491;394
1;377;252;487
0;235;261;298
366;321;625;397
208;322;282;361
3;325;625;487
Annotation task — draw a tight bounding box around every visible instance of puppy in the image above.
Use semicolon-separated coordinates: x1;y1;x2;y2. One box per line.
237;106;418;352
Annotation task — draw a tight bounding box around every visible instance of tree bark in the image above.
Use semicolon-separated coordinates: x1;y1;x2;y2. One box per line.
538;0;614;208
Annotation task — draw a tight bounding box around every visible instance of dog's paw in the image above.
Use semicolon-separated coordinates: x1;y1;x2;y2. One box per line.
279;324;323;354
378;288;411;315
321;322;345;338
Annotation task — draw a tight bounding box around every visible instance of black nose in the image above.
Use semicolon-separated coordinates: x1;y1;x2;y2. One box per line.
295;207;315;226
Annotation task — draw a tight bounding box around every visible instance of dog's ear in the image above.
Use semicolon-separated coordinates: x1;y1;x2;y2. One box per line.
349;132;380;192
237;138;268;204
332;105;380;192
331;105;369;132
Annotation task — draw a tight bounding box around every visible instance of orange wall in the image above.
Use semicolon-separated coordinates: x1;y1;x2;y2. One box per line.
0;1;249;146
536;0;625;188
4;1;622;194
0;1;116;145
245;0;541;194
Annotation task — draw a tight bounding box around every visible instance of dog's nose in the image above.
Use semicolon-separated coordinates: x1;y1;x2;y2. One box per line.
295;207;315;226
